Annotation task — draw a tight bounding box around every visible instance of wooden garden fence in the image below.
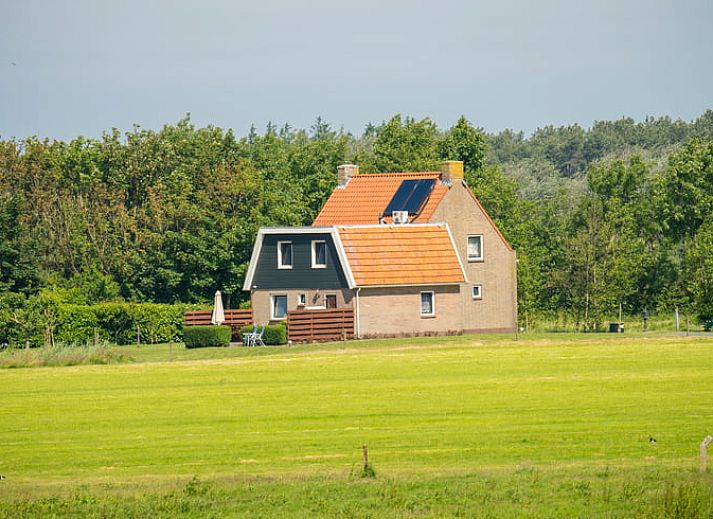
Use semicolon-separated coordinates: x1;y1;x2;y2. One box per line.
287;308;355;343
183;309;253;331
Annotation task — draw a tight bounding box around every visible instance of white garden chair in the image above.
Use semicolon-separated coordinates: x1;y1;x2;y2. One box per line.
253;325;266;346
242;324;257;347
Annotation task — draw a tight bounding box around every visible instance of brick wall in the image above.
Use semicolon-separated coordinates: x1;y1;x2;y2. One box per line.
430;183;517;332
357;285;462;337
251;288;354;325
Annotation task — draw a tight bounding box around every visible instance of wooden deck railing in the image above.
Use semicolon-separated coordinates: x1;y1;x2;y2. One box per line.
287;308;355;343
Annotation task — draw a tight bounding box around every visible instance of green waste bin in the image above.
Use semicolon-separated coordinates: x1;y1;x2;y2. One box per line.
609;322;624;333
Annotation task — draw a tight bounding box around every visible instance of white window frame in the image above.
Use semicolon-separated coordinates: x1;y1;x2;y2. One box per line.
311;240;327;268
420;291;435;317
472;284;483;300
277;241;293;269
271;294;288;320
297;293;306;306
467;234;484;262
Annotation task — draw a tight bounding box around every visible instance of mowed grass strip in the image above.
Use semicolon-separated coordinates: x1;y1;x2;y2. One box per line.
0;335;711;496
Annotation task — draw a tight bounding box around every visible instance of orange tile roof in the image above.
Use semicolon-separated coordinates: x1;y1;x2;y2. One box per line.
313;172;449;226
337;224;465;286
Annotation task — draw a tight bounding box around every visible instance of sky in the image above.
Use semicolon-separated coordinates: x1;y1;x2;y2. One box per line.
1;0;712;141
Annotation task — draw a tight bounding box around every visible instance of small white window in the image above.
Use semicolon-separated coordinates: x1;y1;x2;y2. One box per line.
277;241;293;269
311;240;327;268
467;235;483;262
272;295;288;320
472;284;483;300
297;293;306;306
420;291;435;317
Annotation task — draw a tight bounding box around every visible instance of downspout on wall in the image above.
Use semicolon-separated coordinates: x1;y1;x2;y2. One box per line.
355;287;361;339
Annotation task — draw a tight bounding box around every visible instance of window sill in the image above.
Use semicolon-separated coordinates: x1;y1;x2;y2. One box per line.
467;258;484;263
420;314;436;319
311;265;328;269
277;266;293;270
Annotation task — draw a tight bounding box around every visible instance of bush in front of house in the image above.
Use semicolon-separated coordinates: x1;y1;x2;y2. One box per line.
183;325;232;348
239;324;287;345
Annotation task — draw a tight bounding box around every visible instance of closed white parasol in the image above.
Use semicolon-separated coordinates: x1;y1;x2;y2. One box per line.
211;290;225;325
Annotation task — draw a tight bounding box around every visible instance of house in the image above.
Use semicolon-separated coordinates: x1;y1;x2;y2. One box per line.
242;160;517;336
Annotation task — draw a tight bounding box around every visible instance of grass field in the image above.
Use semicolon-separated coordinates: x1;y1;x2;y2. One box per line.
1;333;712;517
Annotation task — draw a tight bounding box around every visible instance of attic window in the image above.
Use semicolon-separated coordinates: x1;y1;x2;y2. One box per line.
467;235;483;262
278;241;293;269
312;240;327;268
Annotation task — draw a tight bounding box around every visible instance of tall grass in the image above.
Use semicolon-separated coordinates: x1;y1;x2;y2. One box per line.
0;340;132;368
0;470;711;518
522;311;705;334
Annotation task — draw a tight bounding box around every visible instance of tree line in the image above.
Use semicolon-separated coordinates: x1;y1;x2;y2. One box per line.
1;112;712;342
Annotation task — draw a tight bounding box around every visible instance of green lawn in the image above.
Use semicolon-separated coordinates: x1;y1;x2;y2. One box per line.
1;334;712;517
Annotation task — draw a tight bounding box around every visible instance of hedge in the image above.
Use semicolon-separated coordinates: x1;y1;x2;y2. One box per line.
55;305;99;344
183;325;232;348
1;301;188;347
93;303;185;345
239;324;287;345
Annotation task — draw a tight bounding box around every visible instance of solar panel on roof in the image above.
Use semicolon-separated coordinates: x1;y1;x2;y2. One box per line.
383;179;435;215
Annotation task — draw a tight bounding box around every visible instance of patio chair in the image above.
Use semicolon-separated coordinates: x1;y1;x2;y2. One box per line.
253;325;266;346
242;324;257;347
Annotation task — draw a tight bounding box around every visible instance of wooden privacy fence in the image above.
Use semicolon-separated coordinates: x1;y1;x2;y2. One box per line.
287;308;355;343
184;309;253;330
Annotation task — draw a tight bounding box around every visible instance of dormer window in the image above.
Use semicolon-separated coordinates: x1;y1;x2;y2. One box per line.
278;241;293;269
467;235;483;262
312;240;327;268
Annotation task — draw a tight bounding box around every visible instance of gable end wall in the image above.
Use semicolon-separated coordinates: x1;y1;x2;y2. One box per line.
429;183;517;332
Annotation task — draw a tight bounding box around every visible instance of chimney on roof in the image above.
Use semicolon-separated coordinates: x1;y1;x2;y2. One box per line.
440;160;464;185
337;164;359;187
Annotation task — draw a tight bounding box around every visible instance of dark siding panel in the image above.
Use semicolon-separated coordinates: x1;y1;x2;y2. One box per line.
251;233;348;289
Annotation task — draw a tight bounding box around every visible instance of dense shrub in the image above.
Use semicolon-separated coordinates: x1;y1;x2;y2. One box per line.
183;325;232;348
55;305;100;343
239;324;287;345
94;303;185;345
0;299;186;348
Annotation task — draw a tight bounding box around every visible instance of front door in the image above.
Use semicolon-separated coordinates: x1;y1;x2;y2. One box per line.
325;294;337;309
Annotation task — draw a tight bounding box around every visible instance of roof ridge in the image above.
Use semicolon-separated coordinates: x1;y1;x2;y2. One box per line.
355;171;441;177
337;222;446;230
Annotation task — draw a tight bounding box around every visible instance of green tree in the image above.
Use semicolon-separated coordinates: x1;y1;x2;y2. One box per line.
369;115;440;172
438;116;486;172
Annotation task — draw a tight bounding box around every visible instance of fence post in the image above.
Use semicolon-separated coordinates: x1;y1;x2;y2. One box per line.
701;435;712;473
675;307;680;332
